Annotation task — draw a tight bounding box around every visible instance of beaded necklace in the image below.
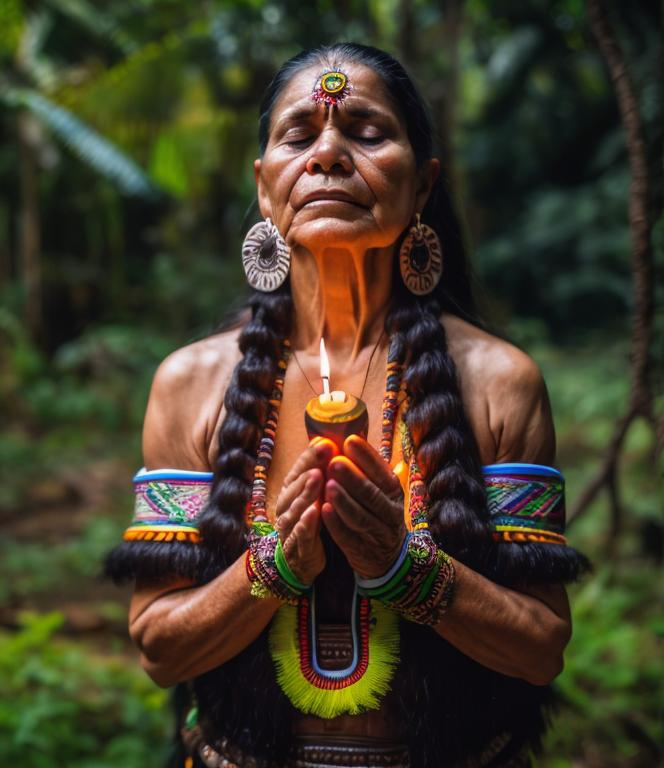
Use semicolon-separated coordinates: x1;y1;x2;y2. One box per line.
249;336;430;718
249;338;407;521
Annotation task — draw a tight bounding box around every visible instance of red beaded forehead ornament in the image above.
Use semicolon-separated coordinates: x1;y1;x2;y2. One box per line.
312;69;353;106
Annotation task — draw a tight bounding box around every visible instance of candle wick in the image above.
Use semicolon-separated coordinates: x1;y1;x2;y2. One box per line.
322;376;330;395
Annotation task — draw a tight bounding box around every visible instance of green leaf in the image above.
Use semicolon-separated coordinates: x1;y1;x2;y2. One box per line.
3;87;158;198
0;0;24;57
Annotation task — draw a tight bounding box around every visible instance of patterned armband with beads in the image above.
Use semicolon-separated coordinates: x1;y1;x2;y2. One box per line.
355;530;456;626
103;468;220;585
246;519;311;605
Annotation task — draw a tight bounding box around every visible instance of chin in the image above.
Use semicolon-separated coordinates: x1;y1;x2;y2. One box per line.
288;217;396;253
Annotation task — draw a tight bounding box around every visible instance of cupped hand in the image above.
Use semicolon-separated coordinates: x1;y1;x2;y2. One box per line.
322;435;407;580
274;438;338;585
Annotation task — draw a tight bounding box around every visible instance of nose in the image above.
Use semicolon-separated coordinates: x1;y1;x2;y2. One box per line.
305;128;353;176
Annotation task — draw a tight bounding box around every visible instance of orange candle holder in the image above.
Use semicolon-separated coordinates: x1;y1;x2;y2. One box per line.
304;391;368;452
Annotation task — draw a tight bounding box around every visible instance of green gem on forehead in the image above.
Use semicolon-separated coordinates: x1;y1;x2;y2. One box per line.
321;71;347;94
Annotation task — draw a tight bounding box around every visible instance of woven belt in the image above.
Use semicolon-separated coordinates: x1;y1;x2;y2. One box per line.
290;742;409;767
189;726;527;768
194;736;409;768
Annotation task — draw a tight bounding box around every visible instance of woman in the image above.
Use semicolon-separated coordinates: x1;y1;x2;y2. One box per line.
107;44;588;768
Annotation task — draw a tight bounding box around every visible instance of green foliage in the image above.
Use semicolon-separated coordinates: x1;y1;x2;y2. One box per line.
0;0;24;56
0;313;170;509
541;567;664;767
3;88;157;197
0;612;170;767
0;515;128;604
0;2;661;766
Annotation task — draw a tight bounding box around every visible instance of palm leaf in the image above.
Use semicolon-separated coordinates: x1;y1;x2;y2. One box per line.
44;0;136;54
3;87;158;198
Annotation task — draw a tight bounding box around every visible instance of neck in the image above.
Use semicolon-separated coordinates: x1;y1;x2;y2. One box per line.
290;245;393;364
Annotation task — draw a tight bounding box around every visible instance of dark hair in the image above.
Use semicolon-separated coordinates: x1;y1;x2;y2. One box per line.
199;42;489;570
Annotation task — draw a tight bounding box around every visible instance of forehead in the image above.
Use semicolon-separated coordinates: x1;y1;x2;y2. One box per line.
268;62;405;129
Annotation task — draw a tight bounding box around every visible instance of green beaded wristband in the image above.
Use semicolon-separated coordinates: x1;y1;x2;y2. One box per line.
274;539;310;593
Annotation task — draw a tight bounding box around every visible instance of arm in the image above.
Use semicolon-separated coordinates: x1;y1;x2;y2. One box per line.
129;558;280;687
129;461;328;687
323;355;571;686
126;345;329;688
433;355;570;685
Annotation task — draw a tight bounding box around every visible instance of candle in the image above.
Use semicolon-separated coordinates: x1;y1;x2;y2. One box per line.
320;338;330;396
304;338;369;451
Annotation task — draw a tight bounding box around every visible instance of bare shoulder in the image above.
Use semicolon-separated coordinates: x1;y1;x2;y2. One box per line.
442;313;555;465
142;327;243;471
151;330;241;397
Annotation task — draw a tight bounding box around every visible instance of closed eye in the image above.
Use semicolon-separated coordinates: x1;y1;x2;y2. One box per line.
354;134;385;146
284;136;315;149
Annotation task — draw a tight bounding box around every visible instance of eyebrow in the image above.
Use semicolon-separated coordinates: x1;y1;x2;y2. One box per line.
275;103;391;127
343;105;385;119
275;105;318;124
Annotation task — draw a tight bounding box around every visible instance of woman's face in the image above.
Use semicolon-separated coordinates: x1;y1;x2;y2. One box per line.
255;62;438;254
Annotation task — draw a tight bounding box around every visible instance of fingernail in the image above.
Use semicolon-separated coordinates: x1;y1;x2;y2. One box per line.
314;443;332;460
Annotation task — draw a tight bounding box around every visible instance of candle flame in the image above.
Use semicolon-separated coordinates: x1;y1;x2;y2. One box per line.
320;338;330;395
320;338;330;378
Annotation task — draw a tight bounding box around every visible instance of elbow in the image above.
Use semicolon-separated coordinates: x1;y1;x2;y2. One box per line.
523;616;571;686
140;654;183;688
129;618;186;688
136;638;189;688
523;652;564;686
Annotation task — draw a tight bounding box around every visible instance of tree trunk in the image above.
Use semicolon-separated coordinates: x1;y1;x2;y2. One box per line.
569;0;655;526
398;0;416;70
0;203;11;288
18;111;42;344
437;0;464;193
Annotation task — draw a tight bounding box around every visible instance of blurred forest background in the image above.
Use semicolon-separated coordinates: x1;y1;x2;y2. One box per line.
0;0;662;766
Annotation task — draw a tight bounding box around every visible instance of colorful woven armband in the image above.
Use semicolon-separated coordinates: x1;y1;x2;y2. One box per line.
481;462;591;585
355;531;455;626
246;520;310;604
123;468;213;543
484;463;566;544
104;468;217;585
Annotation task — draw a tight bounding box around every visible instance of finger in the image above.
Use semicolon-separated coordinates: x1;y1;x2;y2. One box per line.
283;503;321;561
320;499;357;551
343;435;403;500
327;457;402;525
276;465;327;518
325;480;405;540
276;473;322;538
325;479;374;534
275;470;311;518
290;504;322;551
282;439;339;488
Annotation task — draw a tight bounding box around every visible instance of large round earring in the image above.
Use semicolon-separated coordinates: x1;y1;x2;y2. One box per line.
242;218;291;292
399;214;443;296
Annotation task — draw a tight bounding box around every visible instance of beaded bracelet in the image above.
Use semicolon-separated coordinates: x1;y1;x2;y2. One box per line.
246;519;310;605
355;531;456;626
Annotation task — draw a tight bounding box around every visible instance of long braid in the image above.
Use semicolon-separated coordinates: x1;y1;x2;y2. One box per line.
198;286;293;569
386;295;490;570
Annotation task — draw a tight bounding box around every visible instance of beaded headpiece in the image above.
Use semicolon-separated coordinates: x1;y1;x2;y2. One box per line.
312;69;352;106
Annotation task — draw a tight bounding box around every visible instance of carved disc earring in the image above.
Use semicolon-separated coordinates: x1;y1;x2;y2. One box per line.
399;214;443;296
242;218;291;292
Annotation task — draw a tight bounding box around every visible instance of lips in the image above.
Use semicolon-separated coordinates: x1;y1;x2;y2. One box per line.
297;189;368;209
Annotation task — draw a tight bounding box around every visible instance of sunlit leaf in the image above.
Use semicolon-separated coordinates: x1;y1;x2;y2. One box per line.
3;87;158;197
